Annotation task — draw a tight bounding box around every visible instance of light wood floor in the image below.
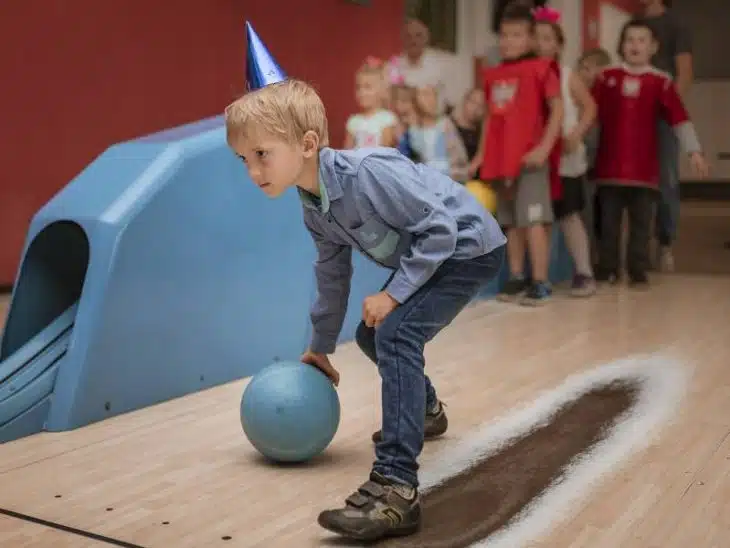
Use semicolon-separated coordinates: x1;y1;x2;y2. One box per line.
0;272;729;547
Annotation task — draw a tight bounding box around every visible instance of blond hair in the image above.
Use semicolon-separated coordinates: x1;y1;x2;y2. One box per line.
225;79;329;147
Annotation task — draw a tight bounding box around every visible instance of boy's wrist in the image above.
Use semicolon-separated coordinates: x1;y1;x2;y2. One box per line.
309;331;339;355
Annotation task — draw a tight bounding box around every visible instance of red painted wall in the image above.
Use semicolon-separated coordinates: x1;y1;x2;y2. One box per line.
0;0;404;286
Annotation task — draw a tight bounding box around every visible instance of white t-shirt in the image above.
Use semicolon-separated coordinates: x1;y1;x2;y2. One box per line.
346;109;397;148
560;66;588;177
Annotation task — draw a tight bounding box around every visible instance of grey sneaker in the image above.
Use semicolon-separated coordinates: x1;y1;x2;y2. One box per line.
371;401;448;443
570;274;597;297
317;472;421;542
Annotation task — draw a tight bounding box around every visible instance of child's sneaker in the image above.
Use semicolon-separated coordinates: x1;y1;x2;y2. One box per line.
317;471;421;541
594;267;619;284
371;400;447;443
570;274;597;297
520;281;552;306
629;271;649;289
657;246;675;272
497;275;528;302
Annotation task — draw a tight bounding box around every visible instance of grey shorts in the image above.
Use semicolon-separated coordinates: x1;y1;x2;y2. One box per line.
494;167;554;228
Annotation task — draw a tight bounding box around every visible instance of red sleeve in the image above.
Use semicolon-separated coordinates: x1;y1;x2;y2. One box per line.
658;77;689;127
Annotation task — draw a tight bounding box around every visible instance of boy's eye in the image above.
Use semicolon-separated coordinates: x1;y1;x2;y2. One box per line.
255;150;268;159
237;154;247;164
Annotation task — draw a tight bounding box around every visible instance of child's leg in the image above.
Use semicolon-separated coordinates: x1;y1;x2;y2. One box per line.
513;167;554;306
596;185;625;282
495;186;530;301
355;321;446;444
626;186;654;285
317;246;506;541
557;176;596;296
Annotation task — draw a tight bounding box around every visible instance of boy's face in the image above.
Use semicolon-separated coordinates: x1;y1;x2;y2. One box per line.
499;21;533;60
231;132;306;198
621;26;657;66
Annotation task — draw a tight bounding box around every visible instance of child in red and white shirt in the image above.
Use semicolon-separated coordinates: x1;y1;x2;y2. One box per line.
592;18;709;287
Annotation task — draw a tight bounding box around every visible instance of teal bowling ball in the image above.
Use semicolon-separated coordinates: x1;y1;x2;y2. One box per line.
240;360;340;463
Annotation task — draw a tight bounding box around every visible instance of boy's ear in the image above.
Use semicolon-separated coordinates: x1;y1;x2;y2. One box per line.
302;130;320;158
649;39;659;57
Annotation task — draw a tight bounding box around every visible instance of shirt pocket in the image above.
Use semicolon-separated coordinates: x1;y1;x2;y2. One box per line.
353;216;402;262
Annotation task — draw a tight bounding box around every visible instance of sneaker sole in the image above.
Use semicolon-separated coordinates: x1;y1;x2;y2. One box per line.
318;515;421;541
497;293;523;303
519;296;550;307
570;286;597;297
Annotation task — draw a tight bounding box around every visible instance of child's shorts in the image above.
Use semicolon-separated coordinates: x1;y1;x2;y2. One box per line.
494;167;554;228
552;175;586;220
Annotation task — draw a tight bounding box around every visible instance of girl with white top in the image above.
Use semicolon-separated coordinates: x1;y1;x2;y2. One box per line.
344;58;398;150
535;8;598;296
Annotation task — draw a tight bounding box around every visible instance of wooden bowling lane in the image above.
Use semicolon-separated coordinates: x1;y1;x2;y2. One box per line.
0;274;728;547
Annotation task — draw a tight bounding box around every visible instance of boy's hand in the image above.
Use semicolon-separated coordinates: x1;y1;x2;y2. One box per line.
523;145;550;168
300;350;340;386
363;291;399;328
689;152;710;179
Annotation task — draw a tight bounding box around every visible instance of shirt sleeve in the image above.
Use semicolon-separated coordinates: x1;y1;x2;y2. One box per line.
659;77;701;154
659;76;690;127
345;115;359;136
379;109;398;127
356;154;458;303
303;214;353;354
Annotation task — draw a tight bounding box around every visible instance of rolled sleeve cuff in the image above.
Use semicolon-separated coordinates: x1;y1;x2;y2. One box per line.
310;331;339;355
385;271;419;304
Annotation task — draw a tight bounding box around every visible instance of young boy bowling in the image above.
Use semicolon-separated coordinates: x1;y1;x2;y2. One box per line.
225;78;506;541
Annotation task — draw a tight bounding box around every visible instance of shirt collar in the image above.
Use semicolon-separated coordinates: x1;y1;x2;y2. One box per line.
297;147;343;214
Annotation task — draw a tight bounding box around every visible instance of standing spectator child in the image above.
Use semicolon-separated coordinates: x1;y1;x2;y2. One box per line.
450;88;485;165
344;58;398;149
535;7;598;297
407;85;469;182
576;47;612;263
591;19;708;287
471;3;564;306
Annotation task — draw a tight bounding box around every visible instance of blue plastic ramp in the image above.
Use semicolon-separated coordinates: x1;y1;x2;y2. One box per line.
0;304;76;441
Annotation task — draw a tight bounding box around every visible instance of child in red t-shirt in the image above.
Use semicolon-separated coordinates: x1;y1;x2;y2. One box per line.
470;4;564;306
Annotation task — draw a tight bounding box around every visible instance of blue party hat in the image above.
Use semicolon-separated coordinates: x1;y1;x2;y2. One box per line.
246;22;287;91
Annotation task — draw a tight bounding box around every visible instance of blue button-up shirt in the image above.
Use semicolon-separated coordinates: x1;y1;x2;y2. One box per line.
300;146;506;354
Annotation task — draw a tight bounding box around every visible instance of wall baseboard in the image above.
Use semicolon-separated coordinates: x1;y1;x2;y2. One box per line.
680;181;730;201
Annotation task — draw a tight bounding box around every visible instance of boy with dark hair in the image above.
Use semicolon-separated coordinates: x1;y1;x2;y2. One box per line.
471;3;564;305
592;18;708;286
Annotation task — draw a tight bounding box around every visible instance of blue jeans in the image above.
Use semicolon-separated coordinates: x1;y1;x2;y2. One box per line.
655;121;680;246
355;245;505;487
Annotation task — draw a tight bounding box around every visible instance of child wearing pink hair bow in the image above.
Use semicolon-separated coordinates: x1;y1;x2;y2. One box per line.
534;6;600;297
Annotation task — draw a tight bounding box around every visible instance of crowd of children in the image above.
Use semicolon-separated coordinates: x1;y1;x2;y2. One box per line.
343;3;709;305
